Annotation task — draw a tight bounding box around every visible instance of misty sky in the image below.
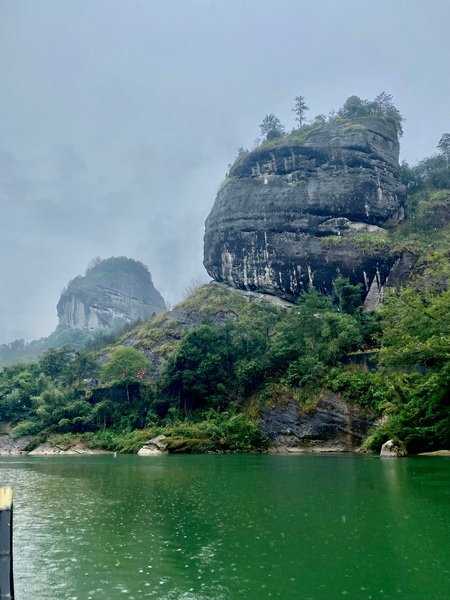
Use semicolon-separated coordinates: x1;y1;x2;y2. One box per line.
1;0;449;342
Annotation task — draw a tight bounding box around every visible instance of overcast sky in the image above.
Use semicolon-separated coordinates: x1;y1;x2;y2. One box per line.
0;0;449;342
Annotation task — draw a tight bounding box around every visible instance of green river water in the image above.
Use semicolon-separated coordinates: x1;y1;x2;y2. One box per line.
0;454;449;600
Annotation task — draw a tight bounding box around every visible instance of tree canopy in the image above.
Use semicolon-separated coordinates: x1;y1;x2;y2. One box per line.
100;347;150;388
259;114;285;140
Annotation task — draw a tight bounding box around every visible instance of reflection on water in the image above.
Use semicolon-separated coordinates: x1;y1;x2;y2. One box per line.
0;455;449;600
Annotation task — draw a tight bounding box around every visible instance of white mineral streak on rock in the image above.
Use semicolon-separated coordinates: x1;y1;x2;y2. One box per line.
242;255;249;287
221;250;234;284
204;118;408;300
363;271;369;291
376;169;384;204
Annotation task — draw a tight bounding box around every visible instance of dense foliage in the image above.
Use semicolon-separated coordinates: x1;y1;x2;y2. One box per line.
0;280;368;447
0;301;152;368
401;154;450;193
159;281;381;413
0;256;448;452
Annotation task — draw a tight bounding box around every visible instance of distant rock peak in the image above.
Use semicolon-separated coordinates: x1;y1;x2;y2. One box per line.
57;257;165;331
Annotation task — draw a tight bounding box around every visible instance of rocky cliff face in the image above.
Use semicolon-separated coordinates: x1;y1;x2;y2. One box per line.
260;391;376;452
204;118;407;300
57;257;165;330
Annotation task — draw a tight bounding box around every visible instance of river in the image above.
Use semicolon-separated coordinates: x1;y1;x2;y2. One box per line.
0;454;449;600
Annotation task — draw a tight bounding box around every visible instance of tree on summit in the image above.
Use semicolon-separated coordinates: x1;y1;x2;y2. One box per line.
259;114;285;140
373;91;404;136
337;92;404;136
292;95;309;127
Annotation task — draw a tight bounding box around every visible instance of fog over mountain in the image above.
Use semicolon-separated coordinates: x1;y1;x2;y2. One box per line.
0;0;449;342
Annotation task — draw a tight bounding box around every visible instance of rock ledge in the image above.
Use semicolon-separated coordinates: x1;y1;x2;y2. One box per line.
29;442;112;456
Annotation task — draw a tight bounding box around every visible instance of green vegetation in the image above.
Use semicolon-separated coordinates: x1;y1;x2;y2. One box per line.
0;114;449;455
0;326;96;367
0;278;378;453
321;233;390;255
68;256;154;289
401;133;450;194
0;251;448;453
322;189;450;274
251;91;403;153
292;95;309;127
228;92;405;181
259;114;286;140
101;346;150;402
0;317;149;367
257;122;324;151
336;92;404;135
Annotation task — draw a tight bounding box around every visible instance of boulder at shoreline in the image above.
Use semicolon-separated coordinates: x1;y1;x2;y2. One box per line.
380;439;407;457
138;435;168;456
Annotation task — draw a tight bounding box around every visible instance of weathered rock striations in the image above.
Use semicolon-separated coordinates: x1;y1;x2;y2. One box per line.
57;257;166;331
0;434;33;455
260;391;376;452
204;118;407;301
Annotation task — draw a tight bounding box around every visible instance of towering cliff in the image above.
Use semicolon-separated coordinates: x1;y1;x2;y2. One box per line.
57;257;165;330
204;117;407;301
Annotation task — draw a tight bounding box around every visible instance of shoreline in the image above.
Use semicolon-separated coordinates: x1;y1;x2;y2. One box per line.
1;433;448;457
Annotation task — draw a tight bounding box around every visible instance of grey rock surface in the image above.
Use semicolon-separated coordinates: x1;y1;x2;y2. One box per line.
204;118;407;300
138;435;169;456
260;392;376;452
380;439;408;457
57;257;165;330
0;434;32;455
29;442;112;455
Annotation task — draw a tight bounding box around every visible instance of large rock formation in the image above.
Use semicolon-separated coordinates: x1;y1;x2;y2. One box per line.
260;392;376;452
204;117;406;300
0;433;33;455
57;257;165;330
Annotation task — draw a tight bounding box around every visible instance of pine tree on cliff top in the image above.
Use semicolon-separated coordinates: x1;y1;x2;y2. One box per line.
292;95;309;127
